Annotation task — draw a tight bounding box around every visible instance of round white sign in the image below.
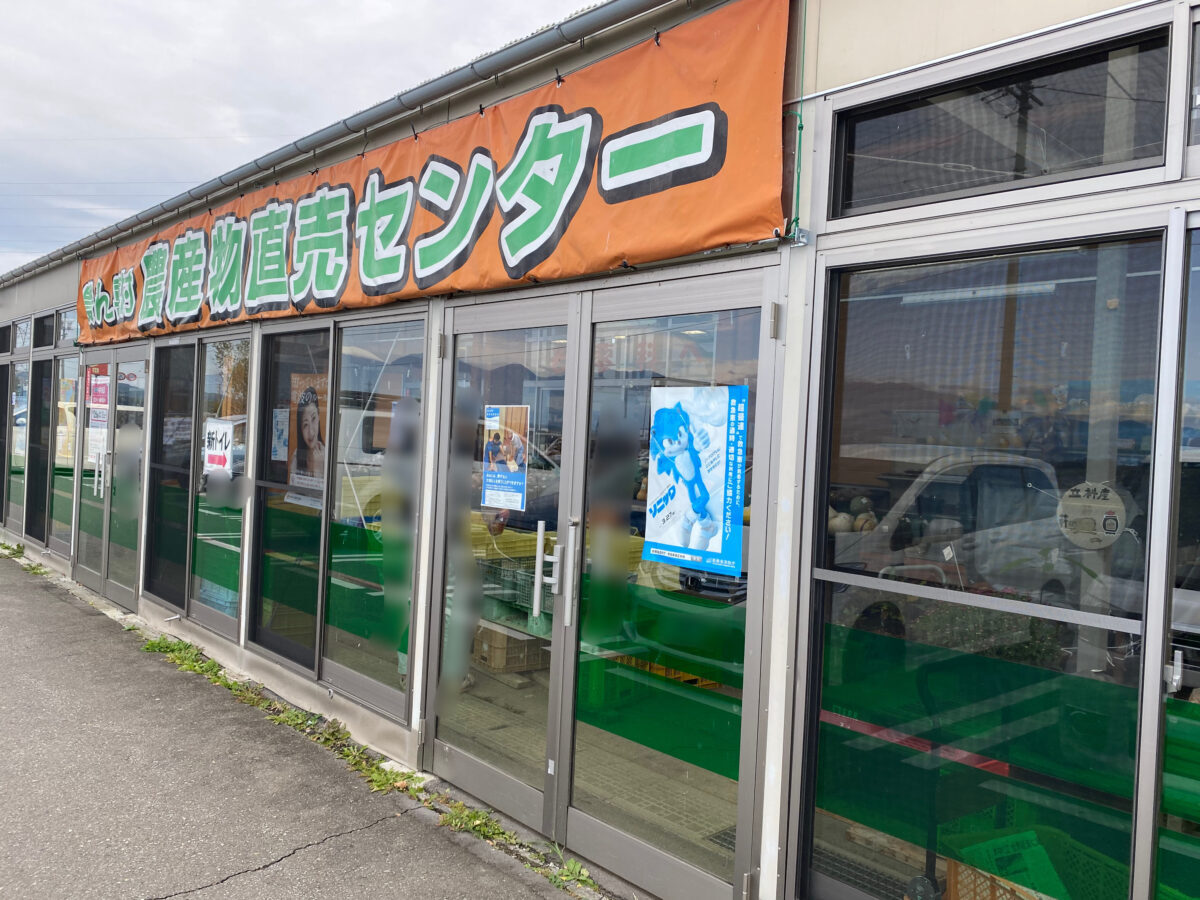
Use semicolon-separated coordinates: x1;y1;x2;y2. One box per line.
1056;481;1126;550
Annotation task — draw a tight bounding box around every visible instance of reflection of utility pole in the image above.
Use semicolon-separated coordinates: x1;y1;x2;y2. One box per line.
988;81;1038;421
1009;80;1041;177
998;257;1020;414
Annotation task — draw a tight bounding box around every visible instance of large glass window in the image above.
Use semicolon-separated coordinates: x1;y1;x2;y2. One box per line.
809;236;1161;900
191;339;249;620
574;310;760;880
324;322;424;697
145;346;195;607
7;361;29;525
252;330;330;667
836;30;1168;216
824;236;1160;619
13;320;30;351
49;356;78;547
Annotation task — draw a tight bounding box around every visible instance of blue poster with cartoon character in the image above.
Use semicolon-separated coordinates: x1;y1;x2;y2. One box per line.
642;385;748;576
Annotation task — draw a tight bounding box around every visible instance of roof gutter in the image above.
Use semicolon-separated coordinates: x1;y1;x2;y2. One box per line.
0;0;676;291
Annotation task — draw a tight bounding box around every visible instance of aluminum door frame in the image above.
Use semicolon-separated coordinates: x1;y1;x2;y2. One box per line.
555;263;781;900
45;350;81;559
245;320;336;676
73;347;113;596
422;291;582;832
104;343;149;612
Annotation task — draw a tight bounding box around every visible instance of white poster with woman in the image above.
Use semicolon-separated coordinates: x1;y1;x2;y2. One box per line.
288;374;328;490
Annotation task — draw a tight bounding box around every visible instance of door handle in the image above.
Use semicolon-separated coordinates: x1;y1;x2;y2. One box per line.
1166;648;1184;694
532;520;547;618
562;518;580;629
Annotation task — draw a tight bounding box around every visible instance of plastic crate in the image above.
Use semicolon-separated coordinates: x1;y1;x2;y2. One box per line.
944;826;1193;900
945;860;1047;900
477;558;551;613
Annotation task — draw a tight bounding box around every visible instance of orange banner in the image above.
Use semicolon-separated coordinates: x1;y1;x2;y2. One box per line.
77;0;787;344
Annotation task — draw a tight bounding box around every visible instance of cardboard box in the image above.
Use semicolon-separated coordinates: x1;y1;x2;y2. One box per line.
472;622;551;673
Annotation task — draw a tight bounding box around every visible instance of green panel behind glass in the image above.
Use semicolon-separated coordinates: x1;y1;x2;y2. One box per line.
191;497;243;617
1157;696;1200;899
815;622;1143;900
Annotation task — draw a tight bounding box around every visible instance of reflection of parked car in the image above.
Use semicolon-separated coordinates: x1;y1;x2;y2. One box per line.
829;448;1174;675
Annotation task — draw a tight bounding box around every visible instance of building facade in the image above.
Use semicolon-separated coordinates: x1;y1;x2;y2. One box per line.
1;1;1198;898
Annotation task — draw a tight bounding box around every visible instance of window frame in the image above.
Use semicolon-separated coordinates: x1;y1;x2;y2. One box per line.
783;204;1182;900
810;2;1189;239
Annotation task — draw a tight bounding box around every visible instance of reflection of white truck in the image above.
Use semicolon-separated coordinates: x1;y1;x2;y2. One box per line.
829;448;1176;673
832;450;1077;602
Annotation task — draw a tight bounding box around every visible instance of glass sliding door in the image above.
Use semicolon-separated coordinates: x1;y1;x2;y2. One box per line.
428;275;772;898
322;320;425;709
144;345;195;608
805;236;1161;900
7;361;28;530
76;358;110;587
251;329;331;668
572;309;760;880
48;356;78;554
436;321;569;792
191;338;249;634
1156;230;1200;900
24;358;53;544
106;356;146;604
75;347;146;609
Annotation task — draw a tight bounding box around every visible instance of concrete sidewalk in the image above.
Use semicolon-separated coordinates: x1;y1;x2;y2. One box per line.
0;557;564;900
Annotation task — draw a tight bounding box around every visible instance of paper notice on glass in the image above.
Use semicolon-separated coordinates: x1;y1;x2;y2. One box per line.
642;385;748;576
271;408;289;462
203;417;235;474
87;374;109;407
481;404;529;511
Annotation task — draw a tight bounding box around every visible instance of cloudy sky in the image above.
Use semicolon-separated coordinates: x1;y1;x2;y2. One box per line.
0;0;581;275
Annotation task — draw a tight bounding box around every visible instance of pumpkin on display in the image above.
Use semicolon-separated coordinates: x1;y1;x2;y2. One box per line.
828;512;854;534
853;512;877;532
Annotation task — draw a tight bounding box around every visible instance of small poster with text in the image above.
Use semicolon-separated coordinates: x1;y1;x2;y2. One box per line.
481;404;529;511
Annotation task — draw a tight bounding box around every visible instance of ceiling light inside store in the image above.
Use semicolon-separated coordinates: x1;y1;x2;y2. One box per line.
899;281;1056;305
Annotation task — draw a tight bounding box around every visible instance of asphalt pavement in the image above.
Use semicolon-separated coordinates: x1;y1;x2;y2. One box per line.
0;557;562;900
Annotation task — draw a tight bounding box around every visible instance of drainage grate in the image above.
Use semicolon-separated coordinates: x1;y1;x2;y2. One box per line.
811;845;908;900
706;825;738;852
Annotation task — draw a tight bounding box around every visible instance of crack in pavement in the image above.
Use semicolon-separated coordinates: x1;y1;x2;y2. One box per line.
141;809;411;899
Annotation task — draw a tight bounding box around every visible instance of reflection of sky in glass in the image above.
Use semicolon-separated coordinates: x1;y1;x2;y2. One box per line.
839;239;1161;412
